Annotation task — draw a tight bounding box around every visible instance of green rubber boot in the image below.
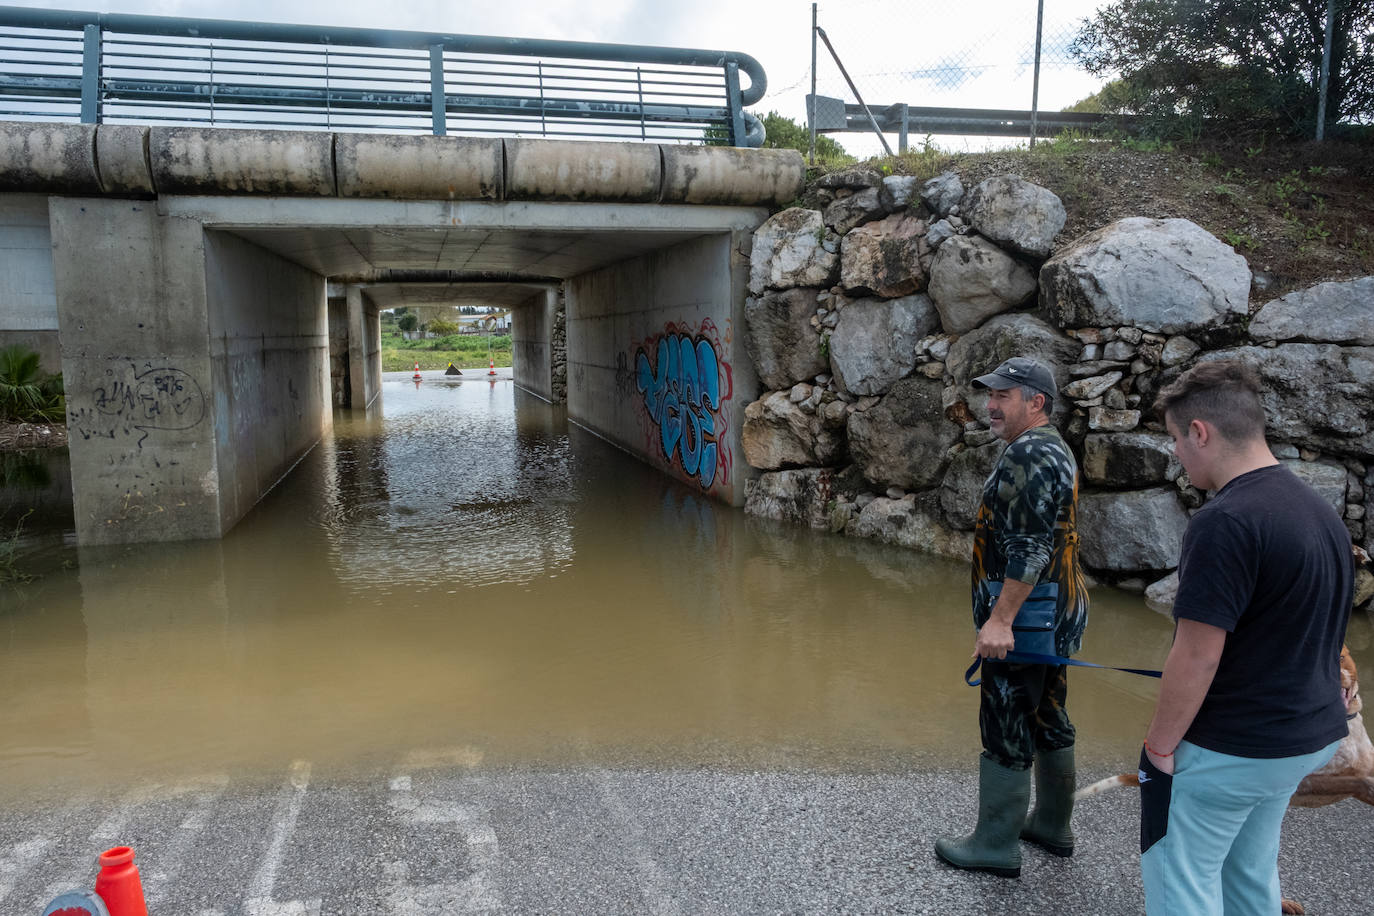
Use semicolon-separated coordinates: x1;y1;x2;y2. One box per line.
1021;745;1076;857
934;756;1031;878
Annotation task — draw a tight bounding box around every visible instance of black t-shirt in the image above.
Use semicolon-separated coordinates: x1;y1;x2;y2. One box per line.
1173;464;1352;758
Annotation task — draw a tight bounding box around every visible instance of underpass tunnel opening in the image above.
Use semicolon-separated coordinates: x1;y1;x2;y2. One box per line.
190;209;764;546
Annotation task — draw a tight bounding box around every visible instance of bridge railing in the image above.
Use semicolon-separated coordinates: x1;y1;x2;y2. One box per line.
0;6;767;146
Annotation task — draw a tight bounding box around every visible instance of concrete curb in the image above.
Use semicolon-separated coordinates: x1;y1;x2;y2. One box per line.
0;121;803;206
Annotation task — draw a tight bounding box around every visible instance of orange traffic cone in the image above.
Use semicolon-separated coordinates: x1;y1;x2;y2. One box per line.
94;847;148;916
412;361;422;380
487;357;496;377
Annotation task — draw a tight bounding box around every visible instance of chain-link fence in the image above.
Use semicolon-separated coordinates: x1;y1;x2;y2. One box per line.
766;0;1102;155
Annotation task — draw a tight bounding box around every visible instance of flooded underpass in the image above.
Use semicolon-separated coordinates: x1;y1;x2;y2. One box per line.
3;376;1372;797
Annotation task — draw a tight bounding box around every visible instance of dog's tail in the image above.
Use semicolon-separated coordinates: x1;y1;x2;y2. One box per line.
1074;772;1139;800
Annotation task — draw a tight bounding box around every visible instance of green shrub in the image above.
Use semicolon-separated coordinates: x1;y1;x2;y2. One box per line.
0;345;64;423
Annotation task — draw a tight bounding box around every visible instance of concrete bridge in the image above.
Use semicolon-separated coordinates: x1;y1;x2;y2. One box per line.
0;121;803;545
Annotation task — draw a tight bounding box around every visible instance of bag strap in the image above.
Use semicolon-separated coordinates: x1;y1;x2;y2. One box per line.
964;652;1164;686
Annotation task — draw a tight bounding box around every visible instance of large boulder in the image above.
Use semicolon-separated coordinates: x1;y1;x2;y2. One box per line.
745;288;828;390
1079;487;1191;572
741;390;847;469
1039;218;1250;334
745;468;835;529
829;293;940;396
839;211;930;298
1280;459;1349;516
921;171;964;217
847;491;974;562
939;440;1004;530
945;313;1081;418
847;376;961;489
879;174;922;211
928;234;1037;334
749;208;840;294
1249;276;1374;345
1199;345;1374;457
1082;432;1181;487
963;175;1066;259
824;187;886;234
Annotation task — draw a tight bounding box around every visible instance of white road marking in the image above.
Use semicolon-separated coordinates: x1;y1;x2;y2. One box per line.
385;747;501;914
0;837;53;904
593;768;684;916
242;760;321;916
145;773;230;902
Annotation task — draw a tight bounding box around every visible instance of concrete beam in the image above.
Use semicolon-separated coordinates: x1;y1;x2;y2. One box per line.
334;133;502;200
0;122;804;206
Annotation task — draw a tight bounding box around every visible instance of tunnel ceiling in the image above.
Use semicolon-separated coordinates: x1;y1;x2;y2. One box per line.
356;282;553;311
227;226;709;281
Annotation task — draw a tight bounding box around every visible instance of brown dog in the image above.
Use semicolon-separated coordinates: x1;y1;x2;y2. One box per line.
1076;645;1373;914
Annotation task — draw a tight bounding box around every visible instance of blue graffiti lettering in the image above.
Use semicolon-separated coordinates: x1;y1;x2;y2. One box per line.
634;333;723;489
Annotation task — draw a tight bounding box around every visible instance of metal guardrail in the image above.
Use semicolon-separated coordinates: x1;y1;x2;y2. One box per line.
0;6;767;146
808;97;1136;149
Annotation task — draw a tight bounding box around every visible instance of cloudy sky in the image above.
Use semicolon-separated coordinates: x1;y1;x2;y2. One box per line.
4;0;1113;155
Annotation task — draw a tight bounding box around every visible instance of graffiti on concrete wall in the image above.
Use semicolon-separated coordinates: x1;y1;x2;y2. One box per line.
632;319;734;490
69;363;206;448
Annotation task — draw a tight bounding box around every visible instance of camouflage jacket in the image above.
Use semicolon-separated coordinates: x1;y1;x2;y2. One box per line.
971;424;1089;657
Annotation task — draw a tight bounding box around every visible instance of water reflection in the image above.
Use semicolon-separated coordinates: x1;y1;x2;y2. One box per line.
1;377;1370;803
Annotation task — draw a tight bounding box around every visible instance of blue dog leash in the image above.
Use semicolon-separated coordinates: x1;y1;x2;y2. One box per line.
965;652;1163;686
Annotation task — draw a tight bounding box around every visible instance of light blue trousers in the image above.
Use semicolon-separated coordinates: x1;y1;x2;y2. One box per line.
1141;739;1340;916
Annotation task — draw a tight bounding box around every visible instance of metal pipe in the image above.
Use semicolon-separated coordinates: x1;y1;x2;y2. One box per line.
1029;0;1044;148
0;4;768;105
814;26;892;157
1316;0;1335;141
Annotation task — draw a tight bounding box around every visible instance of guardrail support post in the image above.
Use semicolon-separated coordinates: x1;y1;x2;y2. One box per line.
724;61;746;147
898;103;909;154
429;43;447;136
80;23;101;124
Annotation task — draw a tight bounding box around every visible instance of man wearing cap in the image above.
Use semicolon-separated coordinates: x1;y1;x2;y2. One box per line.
935;356;1090;878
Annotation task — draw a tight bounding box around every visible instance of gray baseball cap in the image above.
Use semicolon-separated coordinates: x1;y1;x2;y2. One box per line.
972;356;1058;399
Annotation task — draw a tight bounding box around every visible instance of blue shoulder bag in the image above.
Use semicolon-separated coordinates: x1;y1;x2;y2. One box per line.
985;579;1057;657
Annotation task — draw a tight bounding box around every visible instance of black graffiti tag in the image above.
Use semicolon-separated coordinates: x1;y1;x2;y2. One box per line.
87;365;206;447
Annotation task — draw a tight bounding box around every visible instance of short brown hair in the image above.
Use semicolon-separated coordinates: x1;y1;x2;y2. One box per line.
1154;359;1267;442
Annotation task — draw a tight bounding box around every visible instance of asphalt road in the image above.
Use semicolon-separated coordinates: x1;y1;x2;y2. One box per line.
2;752;1370;915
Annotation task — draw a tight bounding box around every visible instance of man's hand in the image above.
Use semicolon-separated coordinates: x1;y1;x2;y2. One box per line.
1144;744;1175;776
976;618;1015;660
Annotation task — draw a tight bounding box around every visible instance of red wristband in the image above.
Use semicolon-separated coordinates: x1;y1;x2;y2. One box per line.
1144;738;1175;758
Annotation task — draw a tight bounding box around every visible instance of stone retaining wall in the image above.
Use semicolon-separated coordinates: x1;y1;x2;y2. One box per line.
741;167;1374;610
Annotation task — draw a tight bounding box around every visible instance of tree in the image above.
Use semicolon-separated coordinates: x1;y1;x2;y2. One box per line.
396;313;418;334
1073;0;1374;137
427;318;460;337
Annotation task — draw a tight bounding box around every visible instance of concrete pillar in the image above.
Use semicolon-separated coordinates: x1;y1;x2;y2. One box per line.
327;295;350;407
565;230;759;506
511;287;559;402
345;285;381;410
49;199;331;544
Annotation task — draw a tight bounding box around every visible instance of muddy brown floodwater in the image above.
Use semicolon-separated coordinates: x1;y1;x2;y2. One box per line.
3;377;1371;803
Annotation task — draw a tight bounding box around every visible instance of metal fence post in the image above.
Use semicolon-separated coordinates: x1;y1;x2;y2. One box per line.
809;2;817;164
725;60;745;147
1029;0;1044;148
1316;0;1335;141
80;23;100;124
429;43;446;136
898;103;909;153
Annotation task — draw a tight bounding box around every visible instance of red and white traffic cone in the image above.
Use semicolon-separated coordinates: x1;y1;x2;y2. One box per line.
412;361;422;381
487;357;496;377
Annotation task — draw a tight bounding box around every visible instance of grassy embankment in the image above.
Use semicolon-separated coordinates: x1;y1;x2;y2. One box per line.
380;324;512;372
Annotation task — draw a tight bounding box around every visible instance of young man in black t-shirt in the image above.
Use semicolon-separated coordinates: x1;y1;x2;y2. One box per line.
1140;360;1352;916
